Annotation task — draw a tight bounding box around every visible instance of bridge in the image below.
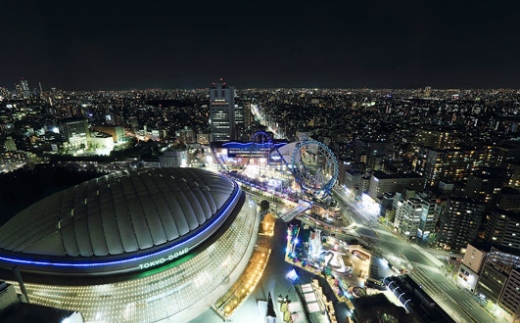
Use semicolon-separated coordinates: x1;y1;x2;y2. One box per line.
280;200;312;222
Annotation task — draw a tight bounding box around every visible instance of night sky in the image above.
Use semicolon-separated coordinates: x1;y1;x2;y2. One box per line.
1;0;520;90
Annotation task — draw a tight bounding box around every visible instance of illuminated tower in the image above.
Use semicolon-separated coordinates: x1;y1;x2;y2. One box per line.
209;80;236;142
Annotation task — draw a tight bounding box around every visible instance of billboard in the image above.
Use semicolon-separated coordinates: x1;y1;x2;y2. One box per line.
223;141;287;158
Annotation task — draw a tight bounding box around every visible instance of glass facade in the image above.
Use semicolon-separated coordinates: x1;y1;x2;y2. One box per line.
10;197;258;323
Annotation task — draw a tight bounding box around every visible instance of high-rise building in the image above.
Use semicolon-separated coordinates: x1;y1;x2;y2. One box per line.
414;147;486;187
465;167;508;203
394;198;423;239
485;210;520;251
209;81;237;142
19;78;31;100
414;128;461;150
353;139;393;167
437;197;484;251
500;268;520;323
485;143;520;168
416;192;443;240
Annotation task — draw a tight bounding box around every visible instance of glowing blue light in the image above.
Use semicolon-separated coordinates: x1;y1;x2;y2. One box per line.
0;184;242;270
286;269;299;282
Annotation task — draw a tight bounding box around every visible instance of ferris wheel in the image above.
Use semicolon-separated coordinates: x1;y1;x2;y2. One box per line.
290;139;338;198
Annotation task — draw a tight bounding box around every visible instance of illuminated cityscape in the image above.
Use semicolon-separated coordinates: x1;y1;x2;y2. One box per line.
1;80;520;323
1;1;520;323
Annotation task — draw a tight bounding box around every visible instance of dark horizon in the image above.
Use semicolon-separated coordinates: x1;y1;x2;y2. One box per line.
2;0;520;91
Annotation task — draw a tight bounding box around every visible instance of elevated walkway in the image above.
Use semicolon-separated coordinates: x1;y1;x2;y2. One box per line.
280;200;312;222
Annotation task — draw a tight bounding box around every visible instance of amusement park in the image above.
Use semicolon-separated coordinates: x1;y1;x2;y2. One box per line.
200;131;416;323
211;131;340;219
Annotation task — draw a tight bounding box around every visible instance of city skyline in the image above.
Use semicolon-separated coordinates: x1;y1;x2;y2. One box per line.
2;0;520;91
2;79;520;322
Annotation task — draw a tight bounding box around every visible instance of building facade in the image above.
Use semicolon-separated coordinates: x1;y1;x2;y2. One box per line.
368;171;425;201
436;197;484;251
484;210;520;251
394;198;423;239
209;81;237;142
465;167;508;203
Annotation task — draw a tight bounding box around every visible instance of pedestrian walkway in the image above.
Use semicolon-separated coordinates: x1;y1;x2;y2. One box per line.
280;200;312;222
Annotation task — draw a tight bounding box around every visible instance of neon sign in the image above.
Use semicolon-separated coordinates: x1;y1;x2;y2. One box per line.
138;248;189;270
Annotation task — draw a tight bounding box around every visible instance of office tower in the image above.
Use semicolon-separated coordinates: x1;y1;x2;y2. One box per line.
19;78;31;99
458;244;485;293
484;144;520;168
485;209;520;250
209;81;237;142
437;197;484;251
38;82;43;98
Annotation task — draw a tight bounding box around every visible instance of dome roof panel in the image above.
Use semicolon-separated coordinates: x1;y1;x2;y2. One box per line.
0;168;237;261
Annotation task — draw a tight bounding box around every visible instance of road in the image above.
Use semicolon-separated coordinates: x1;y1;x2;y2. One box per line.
229;178;500;323
331;188;500;323
411;267;496;323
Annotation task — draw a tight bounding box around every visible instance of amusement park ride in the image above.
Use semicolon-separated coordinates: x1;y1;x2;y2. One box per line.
211;131;340;223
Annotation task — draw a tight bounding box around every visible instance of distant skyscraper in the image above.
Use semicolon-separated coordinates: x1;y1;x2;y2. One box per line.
19;78;31;99
209;80;236;142
424;86;431;98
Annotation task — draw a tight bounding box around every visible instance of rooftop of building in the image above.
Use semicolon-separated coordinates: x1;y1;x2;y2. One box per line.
0;168;241;276
372;171;423;179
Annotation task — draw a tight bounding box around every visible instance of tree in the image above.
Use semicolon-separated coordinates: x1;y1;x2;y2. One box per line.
259;200;270;218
